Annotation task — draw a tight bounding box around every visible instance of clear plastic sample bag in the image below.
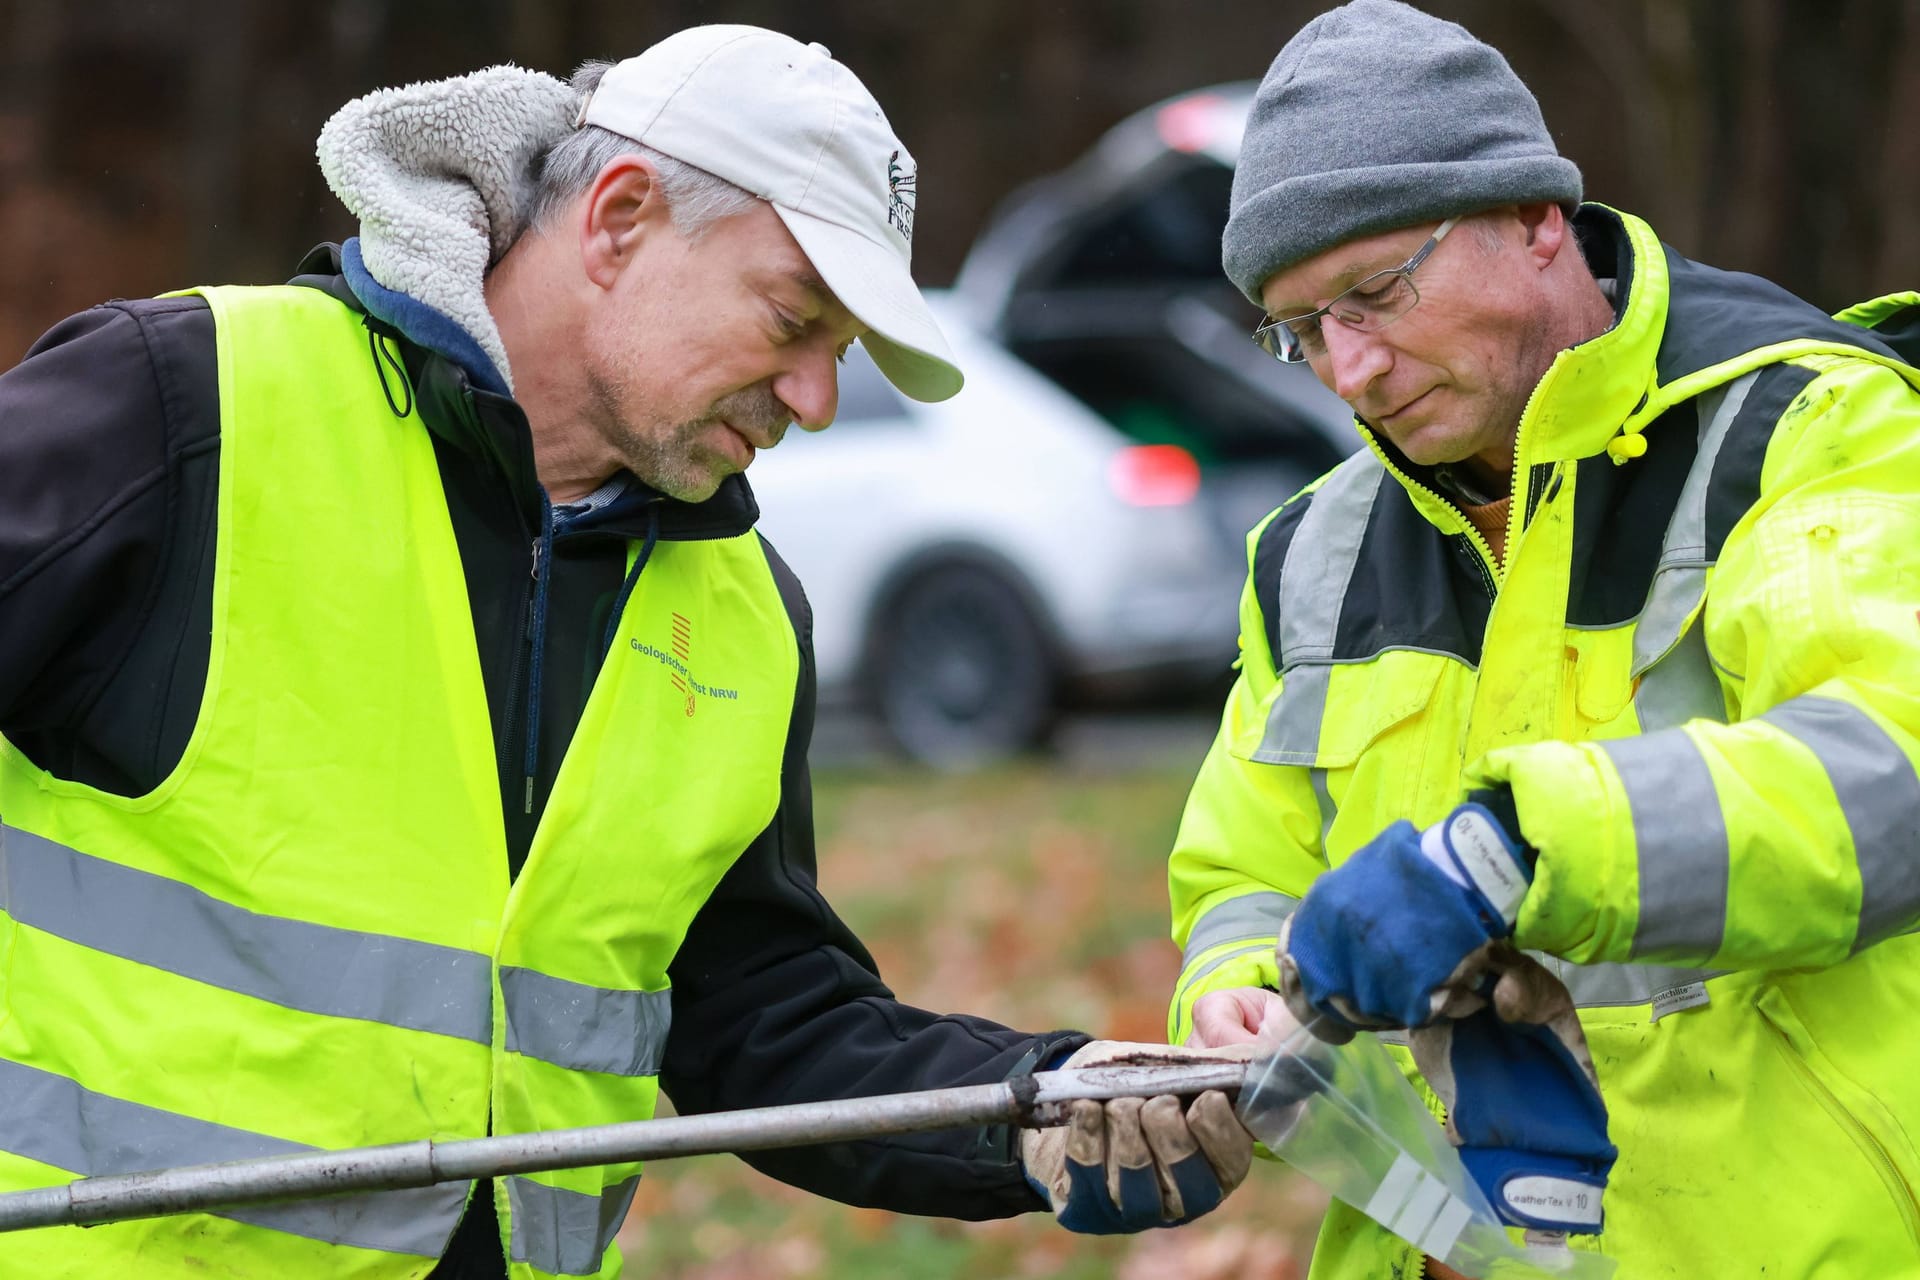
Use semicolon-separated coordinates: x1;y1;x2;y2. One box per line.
1236;1019;1615;1280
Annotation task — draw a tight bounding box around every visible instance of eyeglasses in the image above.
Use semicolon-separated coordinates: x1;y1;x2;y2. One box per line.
1252;217;1459;364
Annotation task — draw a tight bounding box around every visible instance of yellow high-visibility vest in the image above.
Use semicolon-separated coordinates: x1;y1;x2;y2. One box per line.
0;284;798;1278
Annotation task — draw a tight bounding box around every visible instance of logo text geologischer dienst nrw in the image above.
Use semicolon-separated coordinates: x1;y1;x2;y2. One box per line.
630;613;740;716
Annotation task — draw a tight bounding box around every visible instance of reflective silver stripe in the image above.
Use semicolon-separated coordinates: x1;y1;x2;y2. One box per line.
1632;560;1710;682
0;824;491;1043
1557;961;1723;1011
1601;731;1730;961
1761;697;1920;952
1253;664;1332;766
501;967;672;1077
1628;373;1760;735
1630;372;1758;678
1180;891;1297;970
0;1057;464;1256
1310;768;1338;852
1254;458;1388;765
508;1173;640;1276
1633;596;1726;731
1276;458;1386;663
1172;942;1271;1012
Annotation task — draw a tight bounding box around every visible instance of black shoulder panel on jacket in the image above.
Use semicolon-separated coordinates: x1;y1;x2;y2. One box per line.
1656;247;1904;388
1336;480;1486;667
1861;300;1920;366
1252;469;1489;671
1566;401;1698;628
1251;493;1312;667
1705;363;1820;560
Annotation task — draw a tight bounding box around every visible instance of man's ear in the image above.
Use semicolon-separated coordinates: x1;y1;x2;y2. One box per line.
1516;201;1567;269
580;156;668;290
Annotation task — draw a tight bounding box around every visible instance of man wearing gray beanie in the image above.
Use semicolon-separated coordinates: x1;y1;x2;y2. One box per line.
1168;2;1920;1278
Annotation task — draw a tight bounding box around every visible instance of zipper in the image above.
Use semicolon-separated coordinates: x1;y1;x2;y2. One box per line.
1373;450;1503;588
495;535;539;802
520;506;559;816
1372;362;1564;593
1374;441;1505;579
1763;1010;1920;1246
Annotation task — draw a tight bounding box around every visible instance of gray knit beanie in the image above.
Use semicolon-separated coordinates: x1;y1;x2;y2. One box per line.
1223;0;1582;303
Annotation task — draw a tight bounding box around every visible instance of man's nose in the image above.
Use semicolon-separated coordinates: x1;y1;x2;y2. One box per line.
774;348;841;433
1317;318;1392;406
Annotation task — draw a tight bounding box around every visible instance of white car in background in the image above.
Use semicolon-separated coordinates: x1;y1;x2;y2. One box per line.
751;84;1357;767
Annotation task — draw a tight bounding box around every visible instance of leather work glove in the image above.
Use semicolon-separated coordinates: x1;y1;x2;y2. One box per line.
1276;800;1533;1041
1021;1041;1256;1233
1410;949;1617;1235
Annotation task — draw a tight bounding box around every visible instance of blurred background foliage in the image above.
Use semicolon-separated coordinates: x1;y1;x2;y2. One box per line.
4;0;1920;364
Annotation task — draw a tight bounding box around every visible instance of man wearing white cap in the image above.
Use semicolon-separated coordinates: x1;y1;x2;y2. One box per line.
0;26;1252;1280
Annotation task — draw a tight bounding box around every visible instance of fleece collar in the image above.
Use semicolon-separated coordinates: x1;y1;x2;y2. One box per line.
316;65;575;395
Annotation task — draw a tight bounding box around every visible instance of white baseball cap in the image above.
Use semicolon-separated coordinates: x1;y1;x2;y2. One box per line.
581;25;962;402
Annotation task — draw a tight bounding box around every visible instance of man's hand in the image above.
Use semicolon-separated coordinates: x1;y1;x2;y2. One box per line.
1277;802;1532;1041
1188;987;1298;1047
1022;1041;1256;1233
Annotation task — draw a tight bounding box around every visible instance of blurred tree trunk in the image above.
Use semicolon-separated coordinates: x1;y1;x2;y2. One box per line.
184;0;253;282
509;0;569;78
3;0;62;164
1873;0;1920;288
1690;0;1784;275
1772;0;1902;306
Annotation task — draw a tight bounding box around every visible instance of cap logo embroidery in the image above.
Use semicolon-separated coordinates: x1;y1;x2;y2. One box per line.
886;149;916;241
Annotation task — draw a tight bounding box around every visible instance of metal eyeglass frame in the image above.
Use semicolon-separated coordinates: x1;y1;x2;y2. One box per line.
1252;216;1460;364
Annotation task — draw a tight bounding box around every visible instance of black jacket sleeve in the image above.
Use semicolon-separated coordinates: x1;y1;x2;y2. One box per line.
0;299;219;795
660;539;1089;1220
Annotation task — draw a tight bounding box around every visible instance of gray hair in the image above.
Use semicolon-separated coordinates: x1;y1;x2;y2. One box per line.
524;59;759;238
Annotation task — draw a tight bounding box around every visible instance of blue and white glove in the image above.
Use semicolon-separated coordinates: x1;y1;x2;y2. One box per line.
1411;956;1617;1234
1020;1042;1255;1233
1276;798;1616;1235
1276;800;1534;1040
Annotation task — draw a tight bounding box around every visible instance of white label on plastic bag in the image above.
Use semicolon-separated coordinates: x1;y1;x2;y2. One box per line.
1364;1154;1471;1260
1503;1176;1603;1227
1364;1153;1422;1224
1420;1197;1474;1259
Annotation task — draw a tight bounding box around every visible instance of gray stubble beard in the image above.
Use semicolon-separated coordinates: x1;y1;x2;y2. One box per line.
587;373;792;503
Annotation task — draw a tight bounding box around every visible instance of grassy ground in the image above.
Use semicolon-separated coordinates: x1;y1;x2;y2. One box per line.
615;758;1328;1279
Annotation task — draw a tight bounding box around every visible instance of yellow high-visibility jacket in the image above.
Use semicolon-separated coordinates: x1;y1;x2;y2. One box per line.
1169;206;1920;1278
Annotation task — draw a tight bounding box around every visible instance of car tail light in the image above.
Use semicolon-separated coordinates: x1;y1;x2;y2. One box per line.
1156;94;1224;154
1109;444;1202;507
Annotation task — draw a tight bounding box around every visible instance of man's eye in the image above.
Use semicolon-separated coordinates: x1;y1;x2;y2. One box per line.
1350;275;1405;304
772;309;806;339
